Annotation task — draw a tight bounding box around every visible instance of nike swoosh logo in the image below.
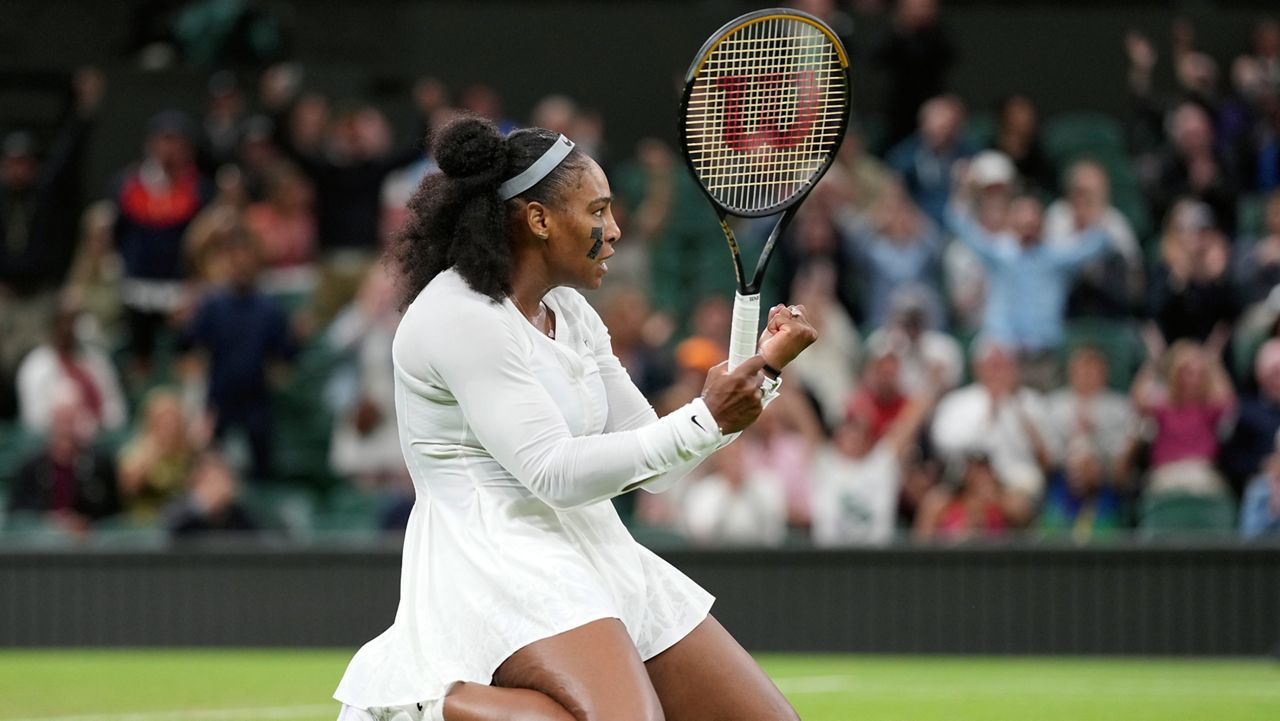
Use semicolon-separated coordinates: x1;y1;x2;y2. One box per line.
691;415;706;432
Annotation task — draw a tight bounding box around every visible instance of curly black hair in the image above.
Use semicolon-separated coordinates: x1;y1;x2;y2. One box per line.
392;117;587;307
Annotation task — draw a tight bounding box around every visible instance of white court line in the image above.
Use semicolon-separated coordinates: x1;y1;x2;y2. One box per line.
3;704;336;721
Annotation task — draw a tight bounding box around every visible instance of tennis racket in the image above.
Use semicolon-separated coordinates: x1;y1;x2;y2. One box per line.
678;8;851;370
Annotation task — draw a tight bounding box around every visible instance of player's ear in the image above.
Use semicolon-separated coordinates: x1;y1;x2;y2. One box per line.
524;201;551;241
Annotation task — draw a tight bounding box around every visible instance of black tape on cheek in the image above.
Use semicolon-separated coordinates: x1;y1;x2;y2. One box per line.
586;226;604;259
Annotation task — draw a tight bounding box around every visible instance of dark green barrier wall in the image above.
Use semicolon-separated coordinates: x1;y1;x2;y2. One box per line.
2;546;1277;655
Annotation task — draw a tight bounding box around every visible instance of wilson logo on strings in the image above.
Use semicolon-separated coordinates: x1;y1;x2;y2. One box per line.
714;70;818;152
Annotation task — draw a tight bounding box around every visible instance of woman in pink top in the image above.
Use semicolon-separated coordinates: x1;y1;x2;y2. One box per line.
1132;334;1236;495
244;165;316;270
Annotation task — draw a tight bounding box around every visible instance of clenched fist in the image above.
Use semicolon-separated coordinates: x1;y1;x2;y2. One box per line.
757;304;818;371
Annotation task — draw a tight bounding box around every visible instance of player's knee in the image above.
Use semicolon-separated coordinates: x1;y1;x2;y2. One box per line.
558;693;664;721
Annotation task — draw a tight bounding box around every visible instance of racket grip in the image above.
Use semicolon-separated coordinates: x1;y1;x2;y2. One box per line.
728;292;761;371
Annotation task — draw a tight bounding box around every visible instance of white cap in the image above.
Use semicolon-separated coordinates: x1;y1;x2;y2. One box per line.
969;150;1016;187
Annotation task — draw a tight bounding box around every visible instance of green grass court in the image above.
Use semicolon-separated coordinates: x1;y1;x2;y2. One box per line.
1;651;1277;721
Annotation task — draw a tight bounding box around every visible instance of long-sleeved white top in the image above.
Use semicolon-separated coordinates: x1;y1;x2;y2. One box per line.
335;268;775;710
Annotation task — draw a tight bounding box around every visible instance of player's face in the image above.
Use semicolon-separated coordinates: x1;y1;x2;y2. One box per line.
546;158;619;291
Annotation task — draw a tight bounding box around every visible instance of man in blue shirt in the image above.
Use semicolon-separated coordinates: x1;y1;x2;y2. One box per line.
1241;443;1280;539
946;175;1108;390
182;229;297;481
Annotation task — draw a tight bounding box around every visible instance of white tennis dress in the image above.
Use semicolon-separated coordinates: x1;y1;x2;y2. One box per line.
334;268;776;712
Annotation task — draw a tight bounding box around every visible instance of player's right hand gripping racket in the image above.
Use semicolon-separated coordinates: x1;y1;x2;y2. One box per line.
679;8;851;370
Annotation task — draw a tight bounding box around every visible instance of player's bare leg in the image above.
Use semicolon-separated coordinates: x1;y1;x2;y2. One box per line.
645;615;798;721
442;683;574;721
444;618;663;721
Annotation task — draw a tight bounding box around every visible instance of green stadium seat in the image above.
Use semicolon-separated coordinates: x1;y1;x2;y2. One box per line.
314;484;382;537
1044;112;1127;162
240;482;318;536
0;511;78;548
0;423;44;492
1138;491;1236;536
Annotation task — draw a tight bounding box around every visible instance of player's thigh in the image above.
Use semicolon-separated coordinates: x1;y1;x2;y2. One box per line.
645;615;797;721
489;617;664;721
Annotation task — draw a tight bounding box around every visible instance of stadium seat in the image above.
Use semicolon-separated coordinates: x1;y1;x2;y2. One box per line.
239;483;318;536
0;423;44;492
1044;112;1127;162
312;485;383;542
1138;492;1236;536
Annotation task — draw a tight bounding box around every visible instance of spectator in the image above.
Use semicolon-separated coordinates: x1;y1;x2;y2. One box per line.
772;207;861;323
991;94;1056;195
947;177;1108;389
1222;339;1280;492
1044;159;1145;319
812;372;942;545
1233;190;1280;305
834;122;895;213
931;340;1054;524
781;263;862;427
866;289;964;395
944;150;1014;331
743;390;825;533
845;336;908;444
181;228;298;481
15;302;127;434
110;109;214;373
1250;17;1280;94
679;438;786;547
597;287;673;401
197;71;247;173
64;201;124;346
243;163;317;294
117;388;201;520
874;0;956;150
7;388;120;532
887;94;973;225
1240;433;1280;538
235;115;289;203
166;452;259;537
1132;337;1235;497
836;181;946;329
183;168;248;286
1149;200;1242;345
278;101;423;322
1040;438;1124;541
0;68;104;418
914;451;1010;540
1147;103;1239;234
460;83;518;136
326;266;408;489
1046;346;1136;472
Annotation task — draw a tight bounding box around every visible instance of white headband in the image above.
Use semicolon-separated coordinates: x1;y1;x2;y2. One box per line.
498;134;575;200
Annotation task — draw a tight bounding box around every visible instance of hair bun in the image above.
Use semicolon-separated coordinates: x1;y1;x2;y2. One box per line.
434;117;508;183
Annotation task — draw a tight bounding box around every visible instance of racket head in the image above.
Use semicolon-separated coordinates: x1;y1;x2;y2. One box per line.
678;8;851;219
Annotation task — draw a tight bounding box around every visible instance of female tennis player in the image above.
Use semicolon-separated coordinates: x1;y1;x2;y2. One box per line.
334;117;816;721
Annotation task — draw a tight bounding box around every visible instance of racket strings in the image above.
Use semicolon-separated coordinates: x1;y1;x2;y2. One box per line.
684;15;847;214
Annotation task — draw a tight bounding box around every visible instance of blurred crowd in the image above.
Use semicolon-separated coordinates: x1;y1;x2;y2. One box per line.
3;0;1280;545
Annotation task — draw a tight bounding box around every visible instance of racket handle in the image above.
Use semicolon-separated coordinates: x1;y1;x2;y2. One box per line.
728;292;761;371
